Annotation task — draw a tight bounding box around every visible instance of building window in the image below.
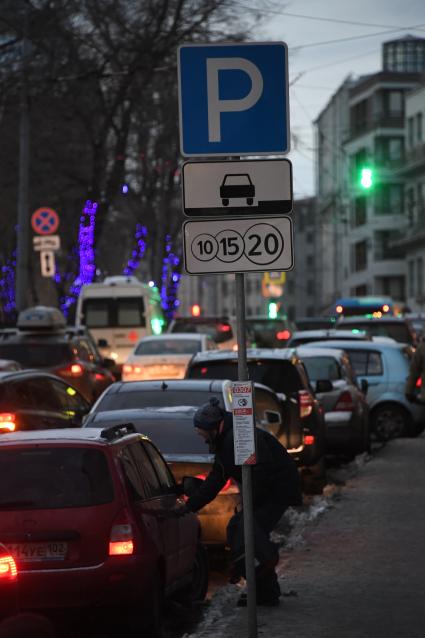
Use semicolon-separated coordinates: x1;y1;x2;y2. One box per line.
408;260;415;297
417;112;423;144
408;117;414;148
287;280;295;294
374;184;404;215
306;255;315;268
374;230;403;260
354;240;367;272
307;279;315;295
306;232;314;244
388;91;403;116
288;306;295;321
378;276;405;299
417;258;424;299
306;306;315;316
354;284;368;296
353;197;367;226
375;137;403;165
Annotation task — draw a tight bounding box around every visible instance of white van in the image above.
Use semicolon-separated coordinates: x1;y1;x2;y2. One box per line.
75;276;164;374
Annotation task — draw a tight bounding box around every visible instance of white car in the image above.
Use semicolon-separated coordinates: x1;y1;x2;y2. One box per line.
122;333;217;381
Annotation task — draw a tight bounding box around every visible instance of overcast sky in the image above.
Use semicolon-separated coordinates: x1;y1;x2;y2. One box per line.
249;0;425;199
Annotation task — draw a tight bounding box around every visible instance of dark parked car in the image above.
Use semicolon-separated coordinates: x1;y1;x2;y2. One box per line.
335;316;417;346
0;370;90;432
0;307;116;402
295;317;336;331
245;317;295;348
86;379;286;543
297;346;370;458
0;425;207;636
185;349;327;492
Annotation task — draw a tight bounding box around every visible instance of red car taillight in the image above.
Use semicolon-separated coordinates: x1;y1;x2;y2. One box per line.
0;413;16;432
0;553;17;580
333;391;355;412
60;363;84;378
109;510;134;556
299;390;314;419
303;434;315;446
276;329;292;341
416;377;422;388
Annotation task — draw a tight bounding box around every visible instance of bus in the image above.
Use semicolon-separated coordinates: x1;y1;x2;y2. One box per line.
76;276;164;374
331;296;403;319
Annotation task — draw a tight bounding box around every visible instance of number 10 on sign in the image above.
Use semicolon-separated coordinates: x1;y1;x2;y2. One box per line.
183;216;293;274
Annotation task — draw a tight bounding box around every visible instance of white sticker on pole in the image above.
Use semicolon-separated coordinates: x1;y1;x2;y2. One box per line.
232;381;257;465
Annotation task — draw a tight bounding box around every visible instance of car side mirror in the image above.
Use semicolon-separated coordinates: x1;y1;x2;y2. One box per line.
182;476;204;496
98;338;109;348
360;378;369;395
315;379;333;393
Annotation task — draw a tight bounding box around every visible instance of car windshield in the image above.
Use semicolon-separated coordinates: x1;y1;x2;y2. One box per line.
135;339;201;355
0;448;114;509
302;356;341;382
188;359;302;394
96;389;224;411
0;343;71;367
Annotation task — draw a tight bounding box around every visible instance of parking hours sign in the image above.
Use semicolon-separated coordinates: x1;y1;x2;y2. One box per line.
183;216;293;274
177;42;289;156
232;381;256;465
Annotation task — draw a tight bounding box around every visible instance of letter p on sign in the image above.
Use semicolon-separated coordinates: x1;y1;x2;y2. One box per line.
206;58;263;143
178;42;290;157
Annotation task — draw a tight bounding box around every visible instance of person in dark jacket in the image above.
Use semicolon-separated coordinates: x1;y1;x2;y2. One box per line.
184;397;302;606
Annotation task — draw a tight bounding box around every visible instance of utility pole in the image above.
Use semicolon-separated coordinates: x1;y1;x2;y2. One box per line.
15;15;31;312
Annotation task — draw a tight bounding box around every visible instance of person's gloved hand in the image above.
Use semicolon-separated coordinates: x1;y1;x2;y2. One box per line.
405;393;416;403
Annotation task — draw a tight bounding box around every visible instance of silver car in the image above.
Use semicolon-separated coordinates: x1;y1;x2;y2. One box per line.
304;339;425;441
297;346;370;458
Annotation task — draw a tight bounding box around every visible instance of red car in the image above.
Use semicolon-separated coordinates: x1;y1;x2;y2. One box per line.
0;426;207;636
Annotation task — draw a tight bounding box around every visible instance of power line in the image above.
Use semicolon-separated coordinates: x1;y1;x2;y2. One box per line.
292;23;425;50
229;1;425;32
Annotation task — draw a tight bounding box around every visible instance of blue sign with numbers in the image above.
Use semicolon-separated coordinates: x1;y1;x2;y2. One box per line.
177;42;290;157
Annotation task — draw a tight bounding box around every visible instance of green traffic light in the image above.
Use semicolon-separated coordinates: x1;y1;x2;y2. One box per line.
268;302;278;319
360;167;373;190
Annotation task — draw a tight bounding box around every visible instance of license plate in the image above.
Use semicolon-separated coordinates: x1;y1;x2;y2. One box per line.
7;542;68;561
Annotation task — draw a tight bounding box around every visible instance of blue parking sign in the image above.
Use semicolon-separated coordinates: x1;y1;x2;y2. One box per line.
177;42;289;157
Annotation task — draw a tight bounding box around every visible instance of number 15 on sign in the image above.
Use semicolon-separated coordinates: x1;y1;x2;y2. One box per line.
183;216;293;275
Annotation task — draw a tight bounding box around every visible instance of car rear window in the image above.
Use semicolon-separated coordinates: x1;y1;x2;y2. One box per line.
337;322;412;343
96;390;223;411
170;320;233;342
0;447;114;509
130;416;209;456
82;297;146;328
188;359;302;394
302;356;341;381
135;339;201;355
346;350;383;376
0;343;71;367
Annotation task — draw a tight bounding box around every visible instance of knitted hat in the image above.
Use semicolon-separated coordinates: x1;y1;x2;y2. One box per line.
193;397;225;430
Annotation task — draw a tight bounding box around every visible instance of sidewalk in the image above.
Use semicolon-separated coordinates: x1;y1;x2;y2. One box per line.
189;435;425;638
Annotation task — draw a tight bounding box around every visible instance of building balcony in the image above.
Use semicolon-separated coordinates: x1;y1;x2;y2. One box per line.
348;114;404;141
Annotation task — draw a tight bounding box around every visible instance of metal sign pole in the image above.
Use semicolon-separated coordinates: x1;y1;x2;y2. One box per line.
235;272;257;638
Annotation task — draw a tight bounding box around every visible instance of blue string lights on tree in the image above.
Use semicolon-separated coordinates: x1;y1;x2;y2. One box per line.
59;199;98;315
122;224;147;276
0;251;17;323
160;234;181;321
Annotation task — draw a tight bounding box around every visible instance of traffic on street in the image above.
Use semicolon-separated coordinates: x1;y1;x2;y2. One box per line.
1;2;425;636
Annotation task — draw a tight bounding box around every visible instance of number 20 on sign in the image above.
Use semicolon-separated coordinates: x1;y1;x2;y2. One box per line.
183;216;293;275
